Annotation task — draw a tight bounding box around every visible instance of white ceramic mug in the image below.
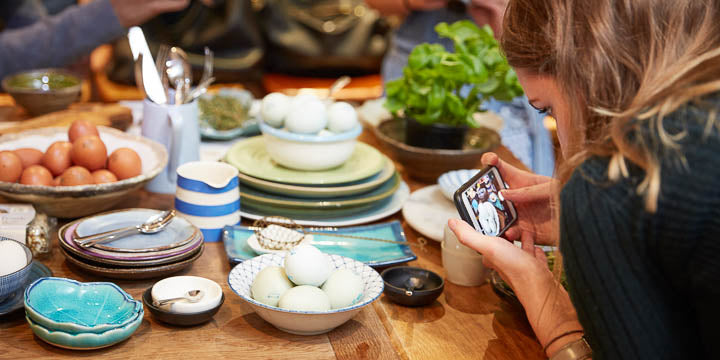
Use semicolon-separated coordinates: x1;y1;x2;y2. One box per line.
174;161;240;242
441;224;490;286
142;99;200;193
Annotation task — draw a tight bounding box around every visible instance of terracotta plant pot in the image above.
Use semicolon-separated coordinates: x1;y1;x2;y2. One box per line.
405;118;467;150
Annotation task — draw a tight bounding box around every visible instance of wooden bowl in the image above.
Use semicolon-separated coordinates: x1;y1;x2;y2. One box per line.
372;119;500;182
0;127;168;218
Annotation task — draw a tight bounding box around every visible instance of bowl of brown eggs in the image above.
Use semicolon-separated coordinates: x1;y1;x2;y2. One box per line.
0;120;167;218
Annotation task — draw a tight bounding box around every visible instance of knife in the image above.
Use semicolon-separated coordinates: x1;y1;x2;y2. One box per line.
128;27;167;104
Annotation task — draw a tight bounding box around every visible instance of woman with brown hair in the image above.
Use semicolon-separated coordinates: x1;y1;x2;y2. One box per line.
449;0;720;359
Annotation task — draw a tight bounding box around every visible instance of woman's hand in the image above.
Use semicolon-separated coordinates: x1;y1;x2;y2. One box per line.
482;152;559;246
448;219;584;357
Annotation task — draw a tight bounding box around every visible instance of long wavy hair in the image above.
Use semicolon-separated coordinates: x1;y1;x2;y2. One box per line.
502;0;720;212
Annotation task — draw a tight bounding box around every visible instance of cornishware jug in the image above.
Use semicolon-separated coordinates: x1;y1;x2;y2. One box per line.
142;99;200;193
174;162;240;242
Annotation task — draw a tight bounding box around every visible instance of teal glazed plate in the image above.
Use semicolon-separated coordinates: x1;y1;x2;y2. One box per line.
222;221;416;267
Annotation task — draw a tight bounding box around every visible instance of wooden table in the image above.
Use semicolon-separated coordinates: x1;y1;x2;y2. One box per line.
0;131;545;360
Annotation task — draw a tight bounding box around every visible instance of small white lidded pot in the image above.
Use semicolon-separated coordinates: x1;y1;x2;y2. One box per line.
441;224;490;287
151;276;223;314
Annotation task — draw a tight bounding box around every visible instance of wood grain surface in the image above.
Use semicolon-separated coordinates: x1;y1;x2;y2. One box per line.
0;130;544;360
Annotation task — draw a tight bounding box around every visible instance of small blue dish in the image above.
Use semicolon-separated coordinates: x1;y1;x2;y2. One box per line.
24;277;143;333
0;261;51;316
0;238;33;301
25;308;144;350
222;220;416;266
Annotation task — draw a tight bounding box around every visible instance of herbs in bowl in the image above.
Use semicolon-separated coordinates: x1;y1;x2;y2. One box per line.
198;88;257;140
384;20;523;149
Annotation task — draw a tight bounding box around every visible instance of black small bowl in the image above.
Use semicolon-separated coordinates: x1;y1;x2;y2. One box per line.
380;266;444;307
142;287;224;326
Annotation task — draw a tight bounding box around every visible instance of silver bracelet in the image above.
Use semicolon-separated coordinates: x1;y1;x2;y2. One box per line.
549;337;592;360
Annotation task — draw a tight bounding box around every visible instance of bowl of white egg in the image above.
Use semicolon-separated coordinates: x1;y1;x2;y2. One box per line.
259;93;362;171
227;245;383;335
0;238;33;301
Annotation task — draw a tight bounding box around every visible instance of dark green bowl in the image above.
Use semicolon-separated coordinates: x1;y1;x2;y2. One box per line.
2;69;81;115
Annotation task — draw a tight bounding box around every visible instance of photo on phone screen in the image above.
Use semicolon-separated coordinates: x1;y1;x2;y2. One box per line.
453;167;517;237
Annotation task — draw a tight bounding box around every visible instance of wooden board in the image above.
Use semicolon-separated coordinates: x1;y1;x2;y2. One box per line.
0;95;133;134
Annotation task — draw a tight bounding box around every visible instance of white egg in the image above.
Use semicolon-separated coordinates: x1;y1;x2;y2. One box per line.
251;266;294;307
278;285;331;311
285;98;327;134
284;245;332;287
321;269;364;309
261;92;291;127
0;240;27;277
326;102;358;133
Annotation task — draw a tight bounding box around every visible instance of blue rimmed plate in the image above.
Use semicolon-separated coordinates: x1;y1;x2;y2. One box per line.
0;262;52;317
222;220;416;267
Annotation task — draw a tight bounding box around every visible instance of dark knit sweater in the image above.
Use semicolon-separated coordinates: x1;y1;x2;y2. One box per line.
560;97;720;359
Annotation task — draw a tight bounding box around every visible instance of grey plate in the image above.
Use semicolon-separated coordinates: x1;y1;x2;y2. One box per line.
0;262;52;316
74;209;195;253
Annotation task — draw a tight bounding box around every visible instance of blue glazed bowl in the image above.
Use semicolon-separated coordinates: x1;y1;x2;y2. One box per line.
25;308;144;350
0;238;33;301
24;277;142;334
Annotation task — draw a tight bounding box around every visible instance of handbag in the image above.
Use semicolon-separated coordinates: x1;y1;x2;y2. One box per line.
106;0;265;85
256;0;391;77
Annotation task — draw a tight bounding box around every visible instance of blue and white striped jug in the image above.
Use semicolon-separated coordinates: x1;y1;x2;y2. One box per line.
174;162;240;242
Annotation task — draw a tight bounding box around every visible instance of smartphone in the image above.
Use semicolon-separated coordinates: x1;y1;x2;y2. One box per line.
453;166;517;237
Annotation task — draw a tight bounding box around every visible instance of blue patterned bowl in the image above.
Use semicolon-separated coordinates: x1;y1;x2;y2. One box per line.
0;238;33;301
24;277;142;334
437;169;480;201
228;253;383;335
25;308;144;350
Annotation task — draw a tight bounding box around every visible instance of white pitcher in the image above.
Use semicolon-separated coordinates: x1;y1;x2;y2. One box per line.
141;99;200;193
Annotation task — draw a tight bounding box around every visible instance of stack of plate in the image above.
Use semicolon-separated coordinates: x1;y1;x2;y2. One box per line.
224;137;410;226
58;209;204;280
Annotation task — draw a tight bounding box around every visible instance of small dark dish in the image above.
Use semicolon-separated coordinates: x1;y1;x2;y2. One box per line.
142;287;224;326
1;69;81;115
381;266;444;307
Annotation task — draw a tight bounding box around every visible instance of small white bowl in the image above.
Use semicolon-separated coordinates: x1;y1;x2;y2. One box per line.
437;169;480;201
151;276;223;314
259;122;362;171
228;253;383;335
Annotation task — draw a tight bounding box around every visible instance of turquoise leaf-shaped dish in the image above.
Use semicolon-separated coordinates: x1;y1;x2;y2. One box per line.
24;277;142;334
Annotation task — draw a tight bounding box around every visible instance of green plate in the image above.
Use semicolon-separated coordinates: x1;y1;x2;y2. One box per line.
240;172;400;210
224;137;385;185
236;157;395;198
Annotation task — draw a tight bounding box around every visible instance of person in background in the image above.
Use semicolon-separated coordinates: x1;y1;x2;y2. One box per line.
451;0;720;358
0;0;190;80
366;0;555;177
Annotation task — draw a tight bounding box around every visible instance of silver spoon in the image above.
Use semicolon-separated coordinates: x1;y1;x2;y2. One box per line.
154;289;204;307
75;210;176;248
404;276;426;296
166;47;192;105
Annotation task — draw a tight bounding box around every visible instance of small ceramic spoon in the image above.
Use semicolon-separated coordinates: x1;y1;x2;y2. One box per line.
154;289;204;306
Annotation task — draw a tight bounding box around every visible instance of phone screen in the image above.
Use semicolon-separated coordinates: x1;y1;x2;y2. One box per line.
456;168;516;236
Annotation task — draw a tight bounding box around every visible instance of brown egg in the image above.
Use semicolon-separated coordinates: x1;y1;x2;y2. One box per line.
19;165;54;186
68;119;99;143
71;135;107;171
0;151;23;182
52;177;61;186
91;169;118;184
57;166;93;186
42;141;73;176
107;148;142;180
13;148;44;168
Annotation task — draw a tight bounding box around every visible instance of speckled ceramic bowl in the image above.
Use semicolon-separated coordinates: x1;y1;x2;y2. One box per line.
228;253;383;335
0;127;168;218
24;277;143;334
1;69;81;115
437;169;480;201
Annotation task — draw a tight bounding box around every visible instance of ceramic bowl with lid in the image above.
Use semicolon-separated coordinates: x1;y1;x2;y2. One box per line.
0;238;33;301
24;277;143;334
